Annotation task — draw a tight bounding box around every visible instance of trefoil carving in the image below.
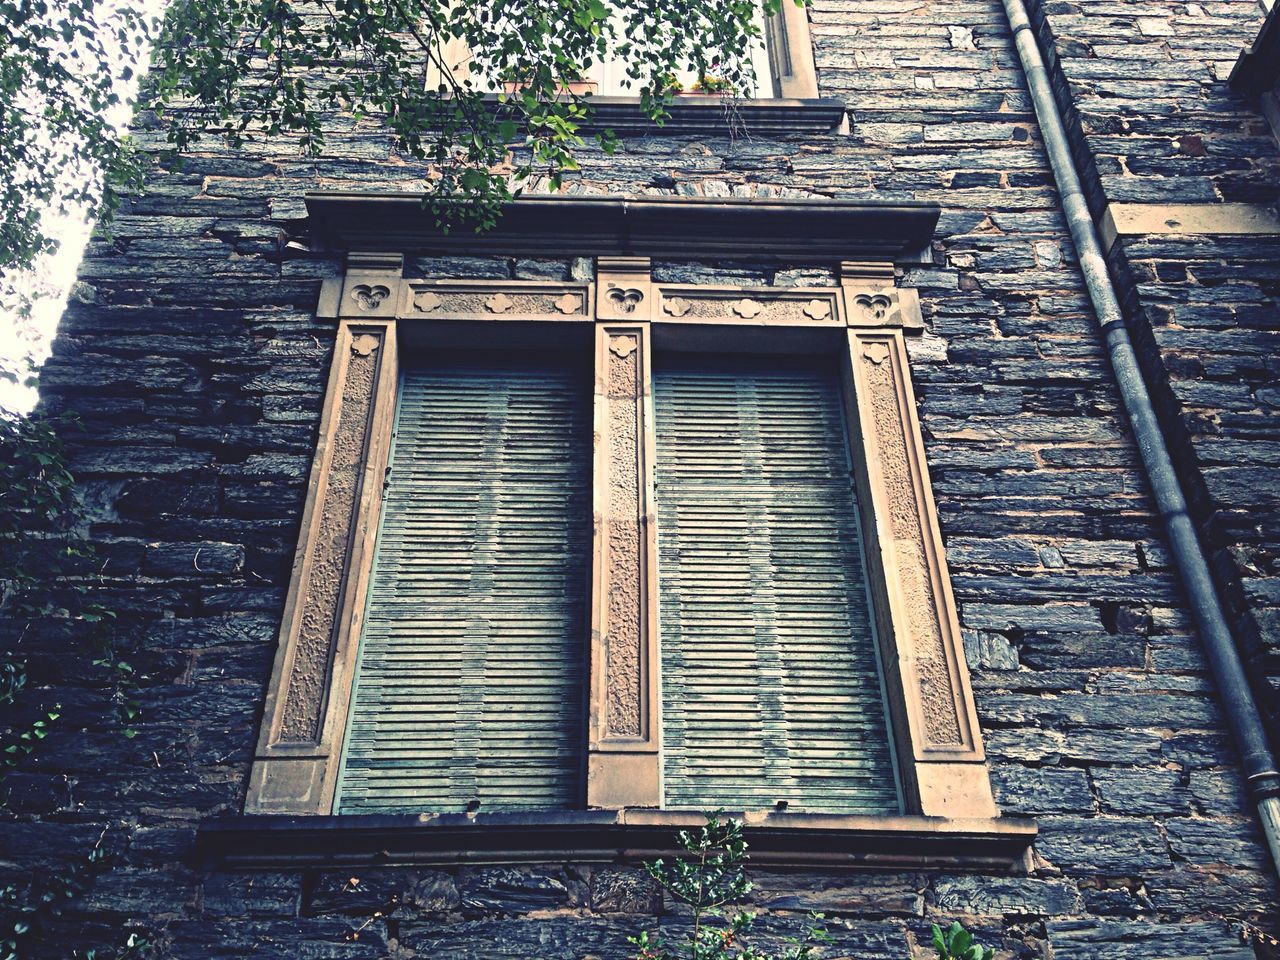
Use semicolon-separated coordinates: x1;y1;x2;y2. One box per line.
350;334;381;357
413;291;443;313
803;299;831;321
862;342;890;365
854;292;894;323
606;286;645;314
350;284;391;311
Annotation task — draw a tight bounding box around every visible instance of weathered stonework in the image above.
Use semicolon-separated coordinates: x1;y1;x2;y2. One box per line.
604;334;643;740
862;339;964;749
278;330;382;743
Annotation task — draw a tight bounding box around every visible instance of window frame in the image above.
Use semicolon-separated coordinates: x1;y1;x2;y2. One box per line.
246;235;998;829
427;3;819;100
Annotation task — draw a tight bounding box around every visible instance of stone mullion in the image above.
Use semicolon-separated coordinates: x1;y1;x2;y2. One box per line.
588;320;661;808
246;316;399;815
842;328;995;818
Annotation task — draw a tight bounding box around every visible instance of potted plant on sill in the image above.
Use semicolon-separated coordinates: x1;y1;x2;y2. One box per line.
500;69;599;96
677;74;735;97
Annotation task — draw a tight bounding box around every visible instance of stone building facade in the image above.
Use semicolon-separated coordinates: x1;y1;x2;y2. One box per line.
8;0;1280;955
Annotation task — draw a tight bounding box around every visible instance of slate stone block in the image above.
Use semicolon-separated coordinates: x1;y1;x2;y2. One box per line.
588;867;662;914
203;872;302;917
991;765;1095;814
1046;918;1254;960
1092;767;1192;815
932;875;1082;916
1035;816;1170;872
1165;818;1271;869
143;541;245;577
460;868;580;916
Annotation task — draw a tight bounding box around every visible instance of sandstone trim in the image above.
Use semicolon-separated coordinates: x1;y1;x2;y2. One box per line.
588;260;662;805
1099;202;1280;250
246;317;399;814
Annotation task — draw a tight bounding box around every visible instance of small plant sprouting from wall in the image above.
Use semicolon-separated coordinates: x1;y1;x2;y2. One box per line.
631;814;831;960
631;814;996;960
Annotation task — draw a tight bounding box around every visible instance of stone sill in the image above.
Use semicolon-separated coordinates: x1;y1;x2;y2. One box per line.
472;94;847;137
529;96;848;137
195;810;1035;872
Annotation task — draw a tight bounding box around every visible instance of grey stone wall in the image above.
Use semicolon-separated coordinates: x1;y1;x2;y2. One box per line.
6;0;1280;955
1027;0;1280;737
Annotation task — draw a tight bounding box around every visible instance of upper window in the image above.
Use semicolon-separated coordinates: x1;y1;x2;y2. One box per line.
426;3;819;101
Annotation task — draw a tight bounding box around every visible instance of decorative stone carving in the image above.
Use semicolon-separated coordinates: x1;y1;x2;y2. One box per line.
606;286;645;314
604;332;643;740
403;283;588;319
803;299;831;320
652;287;843;325
854;292;895;323
485;292;515;314
413;291;443;313
663;297;692;318
351;334;380;356
278;327;384;742
857;334;968;750
609;338;637;359
350;284;391;311
863;342;890;365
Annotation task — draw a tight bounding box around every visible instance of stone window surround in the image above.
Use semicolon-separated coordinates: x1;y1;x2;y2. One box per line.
212;195;1035;871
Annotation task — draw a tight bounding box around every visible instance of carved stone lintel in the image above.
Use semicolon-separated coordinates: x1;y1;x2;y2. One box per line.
403;281;591;320
655;287;844;325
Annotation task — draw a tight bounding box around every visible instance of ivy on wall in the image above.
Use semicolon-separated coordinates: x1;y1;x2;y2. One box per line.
0;359;151;959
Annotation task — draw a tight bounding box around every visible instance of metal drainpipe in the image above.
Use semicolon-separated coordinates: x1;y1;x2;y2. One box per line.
998;0;1280;875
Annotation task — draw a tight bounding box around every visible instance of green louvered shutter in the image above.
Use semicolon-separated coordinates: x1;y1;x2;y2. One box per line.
336;356;590;814
653;358;900;814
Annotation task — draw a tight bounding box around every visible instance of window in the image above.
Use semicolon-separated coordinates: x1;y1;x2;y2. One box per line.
335;356;592;814
426;3;819;101
654;358;899;814
243;198;1002;844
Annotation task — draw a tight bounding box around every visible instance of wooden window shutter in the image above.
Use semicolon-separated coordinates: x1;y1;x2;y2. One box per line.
653;358;899;814
335;356;591;813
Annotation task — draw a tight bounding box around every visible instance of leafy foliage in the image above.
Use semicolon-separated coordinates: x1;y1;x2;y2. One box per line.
929;922;995;960
0;837;154;960
0;0;154;317
632;814;832;960
0;359;145;957
634;815;1002;960
3;0;789;308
